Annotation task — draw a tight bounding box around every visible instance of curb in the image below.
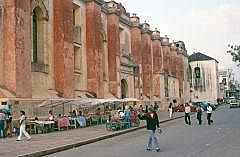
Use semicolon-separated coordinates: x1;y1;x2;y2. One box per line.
18;115;185;157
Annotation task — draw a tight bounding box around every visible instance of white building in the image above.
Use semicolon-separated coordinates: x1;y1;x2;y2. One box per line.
218;68;232;98
189;52;219;103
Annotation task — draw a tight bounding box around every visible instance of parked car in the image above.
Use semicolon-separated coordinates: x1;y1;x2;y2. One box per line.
173;104;184;112
174;104;197;112
227;97;237;104
192;101;217;111
192;101;205;107
230;99;240;108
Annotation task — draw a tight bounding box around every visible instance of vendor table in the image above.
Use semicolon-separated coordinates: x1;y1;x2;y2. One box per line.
29;120;55;134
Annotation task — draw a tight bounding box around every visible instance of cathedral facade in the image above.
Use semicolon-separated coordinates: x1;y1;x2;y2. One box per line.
0;0;190;110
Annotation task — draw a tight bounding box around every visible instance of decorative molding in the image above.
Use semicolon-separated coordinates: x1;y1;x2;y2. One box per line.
31;0;49;20
84;0;104;6
31;62;49;74
120;52;138;67
119;16;131;27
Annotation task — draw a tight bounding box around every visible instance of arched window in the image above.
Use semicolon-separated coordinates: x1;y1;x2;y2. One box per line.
32;7;45;64
121;79;128;99
194;67;201;78
31;4;49;73
31;0;49;68
32;9;38;63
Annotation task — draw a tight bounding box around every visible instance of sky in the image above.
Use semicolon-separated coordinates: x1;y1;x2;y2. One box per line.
115;0;240;81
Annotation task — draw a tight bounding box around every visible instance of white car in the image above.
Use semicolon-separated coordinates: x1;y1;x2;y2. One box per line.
230;99;240;108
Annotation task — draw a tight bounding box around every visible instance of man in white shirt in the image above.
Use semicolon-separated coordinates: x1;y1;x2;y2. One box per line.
184;103;191;125
207;104;213;125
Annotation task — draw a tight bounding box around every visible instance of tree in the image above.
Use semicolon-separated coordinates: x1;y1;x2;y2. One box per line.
227;44;240;66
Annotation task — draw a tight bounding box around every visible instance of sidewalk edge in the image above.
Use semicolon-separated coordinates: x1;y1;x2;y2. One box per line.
18;115;184;157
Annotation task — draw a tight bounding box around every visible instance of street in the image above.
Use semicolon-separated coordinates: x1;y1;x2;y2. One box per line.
46;106;240;157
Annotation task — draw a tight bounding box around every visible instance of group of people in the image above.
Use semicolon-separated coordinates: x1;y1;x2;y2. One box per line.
111;106;139;128
184;102;214;125
0;110;32;141
1;102;215;153
0;109;12;138
168;102;214;125
138;102;215;152
0;109;33;141
1;109;82;141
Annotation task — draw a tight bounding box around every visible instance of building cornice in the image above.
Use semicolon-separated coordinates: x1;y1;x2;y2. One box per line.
141;29;152;35
101;5;108;14
119;16;131;27
84;0;104;6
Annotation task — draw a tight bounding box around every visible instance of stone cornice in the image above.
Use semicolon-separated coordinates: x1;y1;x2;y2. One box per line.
169;75;177;79
141;29;152;36
161;43;171;47
120;52;138;67
104;0;120;16
84;0;104;6
120;62;138;68
107;9;120;16
177;51;188;57
152;36;161;41
101;5;108;14
119;16;131;27
131;24;142;29
153;72;162;74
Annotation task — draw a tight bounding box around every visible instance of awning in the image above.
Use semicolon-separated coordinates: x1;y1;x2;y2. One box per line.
38;99;72;108
122;98;140;102
38;97;143;108
38;98;123;108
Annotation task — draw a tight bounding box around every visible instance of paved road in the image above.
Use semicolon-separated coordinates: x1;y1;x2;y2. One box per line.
46;106;240;157
1;110;183;157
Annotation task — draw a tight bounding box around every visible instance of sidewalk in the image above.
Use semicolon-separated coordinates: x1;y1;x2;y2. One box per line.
0;111;184;157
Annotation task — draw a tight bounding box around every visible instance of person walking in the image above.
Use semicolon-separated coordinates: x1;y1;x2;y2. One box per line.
168;103;173;118
124;106;131;128
196;106;204;125
6;111;13;137
184;103;191;125
0;110;6;138
207;104;213;125
154;103;159;112
16;110;31;141
138;108;161;152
